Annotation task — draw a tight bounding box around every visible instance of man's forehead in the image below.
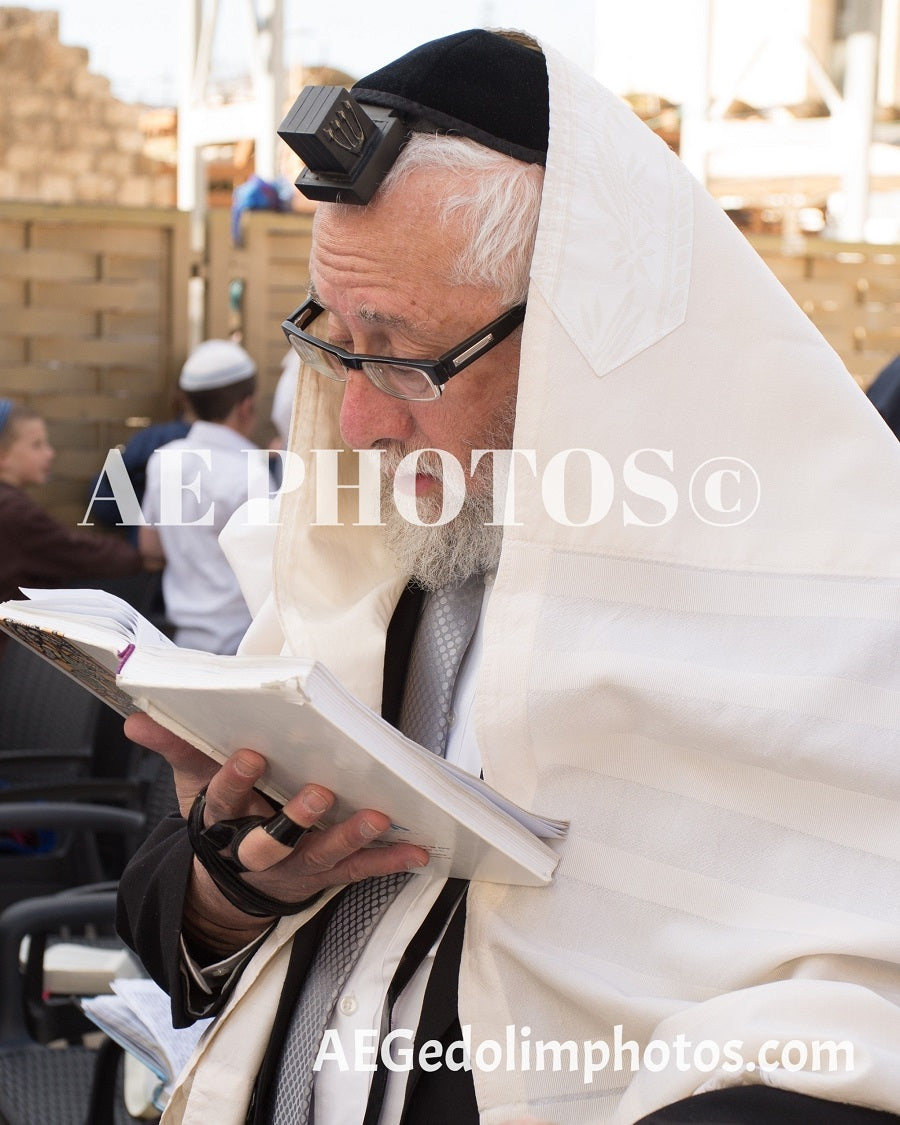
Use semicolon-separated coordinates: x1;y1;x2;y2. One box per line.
307;196;461;327
307;279;422;332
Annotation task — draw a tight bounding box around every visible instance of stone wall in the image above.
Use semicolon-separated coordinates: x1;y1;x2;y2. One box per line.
0;7;175;207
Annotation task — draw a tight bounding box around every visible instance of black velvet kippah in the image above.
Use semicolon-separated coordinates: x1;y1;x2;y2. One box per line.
352;29;548;165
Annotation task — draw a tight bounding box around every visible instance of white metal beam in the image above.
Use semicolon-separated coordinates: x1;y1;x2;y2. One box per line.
177;0;285;215
838;24;878;239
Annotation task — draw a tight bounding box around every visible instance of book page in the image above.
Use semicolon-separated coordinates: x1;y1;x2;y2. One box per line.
20;587;174;648
82;978;211;1099
438;757;569;838
114;977;211;1086
80;993;170;1081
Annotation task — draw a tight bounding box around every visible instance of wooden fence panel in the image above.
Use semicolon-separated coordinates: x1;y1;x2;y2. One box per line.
748;234;900;389
0;202;191;526
205;208;314;426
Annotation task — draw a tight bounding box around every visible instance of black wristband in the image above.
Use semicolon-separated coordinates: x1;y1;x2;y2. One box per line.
187;788;319;918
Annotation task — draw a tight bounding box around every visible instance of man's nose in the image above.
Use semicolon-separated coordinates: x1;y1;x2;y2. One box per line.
339;370;416;450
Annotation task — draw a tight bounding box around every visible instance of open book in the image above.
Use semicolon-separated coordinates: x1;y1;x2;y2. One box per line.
0;589;566;885
81;977;211;1112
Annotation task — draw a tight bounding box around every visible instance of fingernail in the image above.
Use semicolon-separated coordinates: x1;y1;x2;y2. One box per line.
359;820;382;840
407;855;429;869
232;755;259;778
302;791;328;816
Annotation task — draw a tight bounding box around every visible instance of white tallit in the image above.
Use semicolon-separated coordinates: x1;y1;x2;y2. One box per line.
168;40;900;1125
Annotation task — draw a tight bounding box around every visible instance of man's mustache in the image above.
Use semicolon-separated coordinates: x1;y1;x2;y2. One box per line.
378;444;446;482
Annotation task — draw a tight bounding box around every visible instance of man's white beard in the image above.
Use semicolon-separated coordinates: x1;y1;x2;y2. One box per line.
381;459;504;591
379;400;514;591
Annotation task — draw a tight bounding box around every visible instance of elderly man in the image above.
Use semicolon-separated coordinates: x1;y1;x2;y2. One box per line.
117;28;900;1125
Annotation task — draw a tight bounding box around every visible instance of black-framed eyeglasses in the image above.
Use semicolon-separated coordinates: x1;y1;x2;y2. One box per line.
281;297;526;402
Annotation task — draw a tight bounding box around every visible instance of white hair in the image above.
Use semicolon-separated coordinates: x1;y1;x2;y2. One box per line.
326;132;544;307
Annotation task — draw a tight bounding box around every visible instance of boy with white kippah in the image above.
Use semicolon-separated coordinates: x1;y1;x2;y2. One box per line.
139;340;273;655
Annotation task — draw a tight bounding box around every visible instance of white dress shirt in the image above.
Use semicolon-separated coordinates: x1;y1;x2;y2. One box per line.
142;421;272;654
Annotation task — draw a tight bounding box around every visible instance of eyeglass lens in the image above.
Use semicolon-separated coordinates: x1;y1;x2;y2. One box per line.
291;307;440;401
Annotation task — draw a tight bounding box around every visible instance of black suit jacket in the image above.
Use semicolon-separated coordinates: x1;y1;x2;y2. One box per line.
867;354;900;439
116;585;478;1124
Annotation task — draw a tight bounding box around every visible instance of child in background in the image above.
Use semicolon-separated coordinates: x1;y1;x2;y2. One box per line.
0;399;142;655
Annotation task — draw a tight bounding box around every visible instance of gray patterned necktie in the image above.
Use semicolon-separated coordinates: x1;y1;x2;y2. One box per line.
269;575;484;1124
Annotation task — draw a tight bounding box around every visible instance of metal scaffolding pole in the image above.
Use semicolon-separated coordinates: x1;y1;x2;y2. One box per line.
677;0;714;186
838;0;881;240
176;0;285;341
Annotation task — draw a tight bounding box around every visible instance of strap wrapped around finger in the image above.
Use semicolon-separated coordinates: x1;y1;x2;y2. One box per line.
187;788;318;917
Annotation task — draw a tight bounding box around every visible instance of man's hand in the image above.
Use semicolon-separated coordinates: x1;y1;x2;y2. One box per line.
125;713;430;954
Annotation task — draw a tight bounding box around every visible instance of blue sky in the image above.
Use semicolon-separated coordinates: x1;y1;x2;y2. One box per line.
19;0;596;105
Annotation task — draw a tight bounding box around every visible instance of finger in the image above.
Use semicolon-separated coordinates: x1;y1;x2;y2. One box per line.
244;829;428;900
263;811;309;848
231;785;334;871
202;749;273;824
125;712;202;766
223;812;429;907
125;712;221;815
295;809;429;879
125;711;218;796
330;838;431;885
125;713;273;820
236;803;429;884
